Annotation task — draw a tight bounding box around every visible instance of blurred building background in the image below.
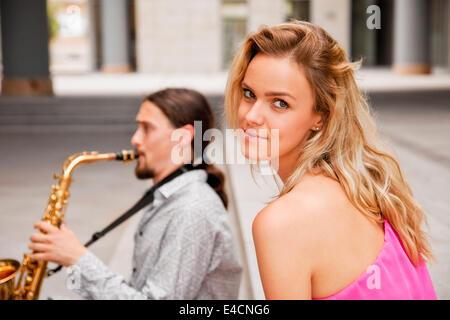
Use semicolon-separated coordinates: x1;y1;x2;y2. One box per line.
0;0;449;95
0;0;449;300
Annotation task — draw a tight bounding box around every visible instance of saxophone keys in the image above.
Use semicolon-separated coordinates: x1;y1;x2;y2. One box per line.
25;276;33;285
52;212;60;220
23;254;30;265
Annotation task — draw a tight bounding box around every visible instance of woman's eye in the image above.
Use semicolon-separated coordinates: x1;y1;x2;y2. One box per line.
243;88;254;99
274;99;289;109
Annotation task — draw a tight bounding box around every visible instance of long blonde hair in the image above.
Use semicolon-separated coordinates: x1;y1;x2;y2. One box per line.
224;21;433;265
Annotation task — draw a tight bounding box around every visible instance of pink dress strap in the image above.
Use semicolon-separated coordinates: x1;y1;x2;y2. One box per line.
314;219;437;300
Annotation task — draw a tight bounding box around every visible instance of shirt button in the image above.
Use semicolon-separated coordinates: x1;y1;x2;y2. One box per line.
139;231;143;236
133;267;136;273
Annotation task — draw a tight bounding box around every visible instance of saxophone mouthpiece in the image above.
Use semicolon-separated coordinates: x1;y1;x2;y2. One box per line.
116;150;138;161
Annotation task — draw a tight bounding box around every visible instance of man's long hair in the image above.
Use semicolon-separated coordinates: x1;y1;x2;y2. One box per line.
145;88;228;209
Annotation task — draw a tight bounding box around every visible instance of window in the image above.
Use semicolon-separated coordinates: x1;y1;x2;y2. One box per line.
222;0;247;69
285;0;309;22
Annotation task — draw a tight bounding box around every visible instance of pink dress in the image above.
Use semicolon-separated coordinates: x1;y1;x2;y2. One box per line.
314;219;437;300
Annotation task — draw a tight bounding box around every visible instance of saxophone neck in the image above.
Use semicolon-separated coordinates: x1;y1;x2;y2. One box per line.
61;150;136;178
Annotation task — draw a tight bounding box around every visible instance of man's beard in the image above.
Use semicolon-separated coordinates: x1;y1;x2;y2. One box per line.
135;164;155;180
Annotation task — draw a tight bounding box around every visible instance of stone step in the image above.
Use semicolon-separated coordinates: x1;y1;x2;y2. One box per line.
0;95;225;133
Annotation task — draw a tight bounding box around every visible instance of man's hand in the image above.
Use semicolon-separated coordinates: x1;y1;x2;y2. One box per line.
29;221;87;267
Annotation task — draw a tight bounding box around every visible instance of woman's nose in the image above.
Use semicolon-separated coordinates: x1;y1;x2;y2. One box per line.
245;100;265;126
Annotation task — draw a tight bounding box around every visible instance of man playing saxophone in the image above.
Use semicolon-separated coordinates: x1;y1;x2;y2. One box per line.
29;88;242;299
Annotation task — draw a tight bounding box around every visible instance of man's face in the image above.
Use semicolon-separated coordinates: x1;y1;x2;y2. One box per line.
131;101;178;180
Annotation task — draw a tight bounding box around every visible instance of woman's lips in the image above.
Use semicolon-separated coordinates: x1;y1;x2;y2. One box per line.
243;129;268;140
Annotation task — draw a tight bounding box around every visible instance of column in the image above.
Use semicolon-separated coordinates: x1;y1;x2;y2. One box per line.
393;0;431;74
447;0;450;72
1;0;53;96
88;0;99;71
100;0;131;72
310;0;351;58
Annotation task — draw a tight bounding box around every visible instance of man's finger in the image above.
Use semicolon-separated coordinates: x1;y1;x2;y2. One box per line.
34;221;59;234
29;252;51;262
30;232;51;244
29;242;52;253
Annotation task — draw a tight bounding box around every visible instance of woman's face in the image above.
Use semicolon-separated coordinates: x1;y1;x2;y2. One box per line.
238;53;322;174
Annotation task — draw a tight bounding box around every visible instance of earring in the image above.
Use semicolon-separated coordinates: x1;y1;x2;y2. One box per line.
314;127;320;131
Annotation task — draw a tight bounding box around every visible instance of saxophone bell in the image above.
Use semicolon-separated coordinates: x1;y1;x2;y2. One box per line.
0;260;20;300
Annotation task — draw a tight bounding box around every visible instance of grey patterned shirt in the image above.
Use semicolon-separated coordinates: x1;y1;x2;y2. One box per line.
66;169;242;299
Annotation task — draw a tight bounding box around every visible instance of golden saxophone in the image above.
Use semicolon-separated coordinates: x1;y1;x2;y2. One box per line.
0;150;137;300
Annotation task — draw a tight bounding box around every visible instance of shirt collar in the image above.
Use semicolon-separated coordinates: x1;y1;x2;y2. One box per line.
155;169;207;200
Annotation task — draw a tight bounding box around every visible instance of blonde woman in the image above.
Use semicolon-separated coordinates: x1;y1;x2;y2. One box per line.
225;21;436;299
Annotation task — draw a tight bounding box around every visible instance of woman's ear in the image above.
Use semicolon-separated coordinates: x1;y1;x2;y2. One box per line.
312;112;323;130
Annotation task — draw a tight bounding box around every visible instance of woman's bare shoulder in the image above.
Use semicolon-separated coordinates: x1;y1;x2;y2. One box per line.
253;173;350;243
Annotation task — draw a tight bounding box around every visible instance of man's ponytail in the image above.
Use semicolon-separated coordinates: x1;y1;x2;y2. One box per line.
204;164;228;209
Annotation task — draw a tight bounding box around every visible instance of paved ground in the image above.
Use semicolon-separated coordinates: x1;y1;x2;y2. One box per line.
371;91;450;299
0;90;448;299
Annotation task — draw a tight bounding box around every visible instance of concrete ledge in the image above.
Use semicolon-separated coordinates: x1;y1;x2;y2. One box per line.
356;68;450;93
2;69;449;96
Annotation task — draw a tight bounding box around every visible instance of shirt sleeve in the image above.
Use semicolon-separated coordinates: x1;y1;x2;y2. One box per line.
66;206;220;300
66;250;149;300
